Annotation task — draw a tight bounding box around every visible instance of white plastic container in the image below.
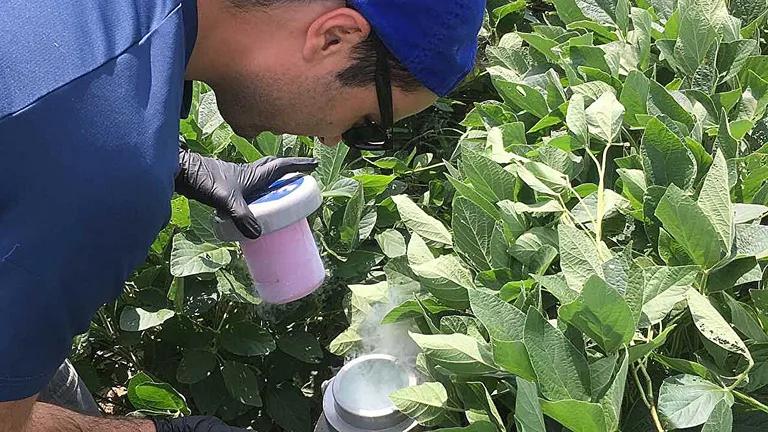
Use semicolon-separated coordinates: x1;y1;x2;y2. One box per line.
215;174;325;304
320;355;419;432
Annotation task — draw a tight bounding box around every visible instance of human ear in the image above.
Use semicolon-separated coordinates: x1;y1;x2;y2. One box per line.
302;7;371;63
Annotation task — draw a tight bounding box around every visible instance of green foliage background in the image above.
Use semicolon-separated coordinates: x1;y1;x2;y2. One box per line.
70;1;768;431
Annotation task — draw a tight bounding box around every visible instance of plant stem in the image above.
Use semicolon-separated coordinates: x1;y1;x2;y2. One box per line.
734;390;768;414
649;405;665;432
631;366;650;407
639;363;656;403
594;144;611;246
633;365;664;432
217;302;234;333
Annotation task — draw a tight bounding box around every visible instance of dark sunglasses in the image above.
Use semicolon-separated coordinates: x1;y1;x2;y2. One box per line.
341;35;394;151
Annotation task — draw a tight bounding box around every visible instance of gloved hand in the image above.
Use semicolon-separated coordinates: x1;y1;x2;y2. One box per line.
152;416;245;432
176;147;318;239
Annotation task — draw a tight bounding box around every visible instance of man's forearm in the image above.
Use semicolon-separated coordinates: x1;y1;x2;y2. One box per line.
26;402;155;432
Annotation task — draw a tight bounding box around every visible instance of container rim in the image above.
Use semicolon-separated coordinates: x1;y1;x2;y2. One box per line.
332;354;418;418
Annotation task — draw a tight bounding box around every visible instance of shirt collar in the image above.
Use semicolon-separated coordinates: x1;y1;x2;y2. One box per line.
180;0;198;119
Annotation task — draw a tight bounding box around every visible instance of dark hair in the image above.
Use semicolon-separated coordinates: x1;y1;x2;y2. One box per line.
227;0;423;92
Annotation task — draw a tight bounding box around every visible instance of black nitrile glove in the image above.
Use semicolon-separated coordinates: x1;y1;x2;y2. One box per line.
176;147;318;239
152;416;245;432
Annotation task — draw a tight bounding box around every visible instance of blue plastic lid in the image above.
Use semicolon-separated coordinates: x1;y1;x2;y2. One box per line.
215;174;323;241
250;175;307;204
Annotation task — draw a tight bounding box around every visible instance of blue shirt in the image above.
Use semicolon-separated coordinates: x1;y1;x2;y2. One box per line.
0;0;197;400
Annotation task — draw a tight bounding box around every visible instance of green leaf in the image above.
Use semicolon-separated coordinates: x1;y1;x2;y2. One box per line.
353;174;396;198
566;94;590;149
540;399;607;432
558;224;609;291
571;190;631;225
446;175;502;220
340;181;364;248
461;146;518;203
599;352;629;431
655;185;725;268
413;255;474;308
632;8;653;69
701;398;733;432
216;270;261;305
725;292;768;342
382;298;453;325
575;0;617;25
674;0;728;75
559;276;635;352
657;374;733;429
654;354;719;381
469;288;525;342
197;91;225;135
410;332;498;376
462;100;518;129
571;46;615;77
220;321;276;357
358;208;377;242
170;234;232;277
734;204;768;224
648;80;695;127
517;33;559;63
408;233;436;266
686;290;752;362
231;135;263;163
585;92;625;143
255;132;281;156
177;350;217;384
523;308;591;401
128;374;190;415
734;224;768;259
620;71;650;127
265;386;312;432
457;382;505;431
188;200;219;244
698;150;734;257
641;117;697;189
392;195;452;246
617;168;647;213
221;361;262;407
489;67;549;118
551;0;588;24
314;142;349;189
514;378;546;432
708;257;761;293
453;198;509;272
492;339;537;381
170;196;191;229
639;266;700;326
433;422;497;432
571;81;616;104
717;39;758;84
277;331;324;364
119;307;175;332
375;229;407;258
390;382;459;427
328;327;362;356
323;177;358;199
468;288;535;380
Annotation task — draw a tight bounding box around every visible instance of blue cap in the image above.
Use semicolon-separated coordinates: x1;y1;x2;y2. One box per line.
349;0;486;97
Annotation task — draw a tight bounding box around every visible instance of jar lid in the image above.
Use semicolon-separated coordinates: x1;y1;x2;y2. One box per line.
214;173;323;241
